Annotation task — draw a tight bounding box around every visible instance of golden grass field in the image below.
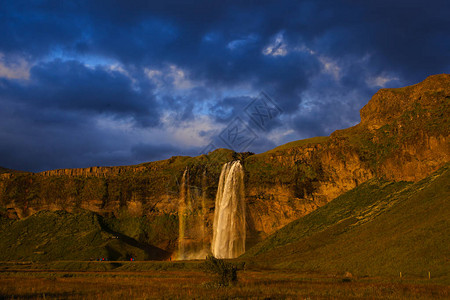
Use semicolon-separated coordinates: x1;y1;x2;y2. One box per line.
1;263;449;299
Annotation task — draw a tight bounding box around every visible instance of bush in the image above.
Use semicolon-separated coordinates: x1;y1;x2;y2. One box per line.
202;255;237;286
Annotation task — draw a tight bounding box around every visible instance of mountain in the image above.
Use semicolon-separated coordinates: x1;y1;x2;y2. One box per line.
0;74;449;255
243;163;450;280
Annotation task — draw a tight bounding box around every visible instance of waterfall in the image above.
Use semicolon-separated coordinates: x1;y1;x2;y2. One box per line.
177;168;208;260
201;169;207;253
177;168;189;260
211;161;246;259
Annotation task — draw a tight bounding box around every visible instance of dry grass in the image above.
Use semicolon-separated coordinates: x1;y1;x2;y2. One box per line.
0;268;448;299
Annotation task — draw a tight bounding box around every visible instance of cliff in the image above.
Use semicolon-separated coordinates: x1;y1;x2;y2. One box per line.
243;163;450;278
0;74;449;253
243;74;449;240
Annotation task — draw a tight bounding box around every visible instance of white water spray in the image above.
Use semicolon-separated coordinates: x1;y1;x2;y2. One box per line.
177;168;189;260
177;168;208;260
211;161;246;259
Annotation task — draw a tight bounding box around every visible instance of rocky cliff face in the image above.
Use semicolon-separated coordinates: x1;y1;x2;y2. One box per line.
244;75;449;239
360;74;449;180
1;74;449;253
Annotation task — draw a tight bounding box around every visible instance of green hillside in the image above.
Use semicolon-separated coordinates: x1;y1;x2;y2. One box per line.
0;210;170;261
244;164;450;280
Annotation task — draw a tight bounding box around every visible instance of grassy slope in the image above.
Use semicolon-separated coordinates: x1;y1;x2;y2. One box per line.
262;136;329;154
0;210;169;261
244;164;450;279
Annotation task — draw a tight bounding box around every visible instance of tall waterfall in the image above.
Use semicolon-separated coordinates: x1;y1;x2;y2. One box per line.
211;161;246;259
177;168;208;260
177;168;190;260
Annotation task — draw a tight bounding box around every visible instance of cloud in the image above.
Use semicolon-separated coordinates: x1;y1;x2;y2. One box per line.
145;64;197;91
1;59;160;127
263;32;288;57
227;34;259;51
160;112;222;148
0;0;449;171
131;143;194;162
0;53;31;80
366;74;399;88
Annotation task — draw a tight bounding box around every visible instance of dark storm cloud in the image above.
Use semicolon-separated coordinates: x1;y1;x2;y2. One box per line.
209;96;253;124
0;102;128;172
131;143;197;162
0;60;159;127
0;59;160;171
0;0;449;171
2;1;449;75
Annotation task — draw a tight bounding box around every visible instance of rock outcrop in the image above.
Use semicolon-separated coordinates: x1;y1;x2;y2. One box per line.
244;75;449;239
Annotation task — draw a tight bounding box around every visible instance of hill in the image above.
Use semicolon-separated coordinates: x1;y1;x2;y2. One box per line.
243;163;450;280
0;210;170;261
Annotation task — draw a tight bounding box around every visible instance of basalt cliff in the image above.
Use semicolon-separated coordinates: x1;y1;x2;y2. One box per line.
0;74;449;254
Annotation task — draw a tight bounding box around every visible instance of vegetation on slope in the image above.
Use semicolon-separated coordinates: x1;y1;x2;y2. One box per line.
244;164;450;279
262;136;329;154
0;167;17;174
0;210;170;261
99;211;179;251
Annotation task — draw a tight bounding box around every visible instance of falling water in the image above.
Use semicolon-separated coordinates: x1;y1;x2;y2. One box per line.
211;161;246;259
177;168;189;260
177;168;208;260
201;169;208;253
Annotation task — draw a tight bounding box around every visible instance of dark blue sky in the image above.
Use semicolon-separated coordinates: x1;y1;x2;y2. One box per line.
0;0;449;172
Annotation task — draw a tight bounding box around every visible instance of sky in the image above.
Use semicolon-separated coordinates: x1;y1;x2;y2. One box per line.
0;0;449;172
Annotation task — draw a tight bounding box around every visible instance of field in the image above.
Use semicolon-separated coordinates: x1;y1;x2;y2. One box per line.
1;261;449;299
